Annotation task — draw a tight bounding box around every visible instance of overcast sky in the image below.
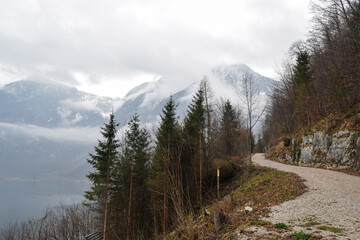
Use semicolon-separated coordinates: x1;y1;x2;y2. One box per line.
0;0;312;97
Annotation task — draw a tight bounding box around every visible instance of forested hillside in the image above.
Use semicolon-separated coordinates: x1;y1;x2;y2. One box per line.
1;0;359;239
84;78;256;239
263;0;360;145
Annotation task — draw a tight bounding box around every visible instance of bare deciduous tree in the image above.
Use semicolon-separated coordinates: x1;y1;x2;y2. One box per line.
0;204;97;240
238;73;266;167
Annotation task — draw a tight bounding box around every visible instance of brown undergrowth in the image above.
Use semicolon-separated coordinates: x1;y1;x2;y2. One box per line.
165;166;306;239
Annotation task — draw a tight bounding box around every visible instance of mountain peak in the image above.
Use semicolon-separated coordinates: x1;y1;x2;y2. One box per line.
212;64;275;92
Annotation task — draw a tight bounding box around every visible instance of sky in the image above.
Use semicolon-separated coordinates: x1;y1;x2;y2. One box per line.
0;0;312;98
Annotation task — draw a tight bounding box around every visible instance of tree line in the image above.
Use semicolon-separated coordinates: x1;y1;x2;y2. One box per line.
85;78;259;239
263;0;360;145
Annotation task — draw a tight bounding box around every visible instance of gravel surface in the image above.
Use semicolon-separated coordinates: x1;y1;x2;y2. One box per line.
253;153;360;240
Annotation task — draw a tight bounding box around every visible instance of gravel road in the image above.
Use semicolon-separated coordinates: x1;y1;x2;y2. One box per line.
253;153;360;240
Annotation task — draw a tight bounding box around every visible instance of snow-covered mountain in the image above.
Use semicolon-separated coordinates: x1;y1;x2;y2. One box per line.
0;64;275;181
114;64;275;126
0;80;116;127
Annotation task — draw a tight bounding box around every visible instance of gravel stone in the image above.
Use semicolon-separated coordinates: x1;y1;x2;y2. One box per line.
253;153;360;240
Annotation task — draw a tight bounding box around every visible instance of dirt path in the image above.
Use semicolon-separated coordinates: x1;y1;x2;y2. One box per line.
252;153;360;240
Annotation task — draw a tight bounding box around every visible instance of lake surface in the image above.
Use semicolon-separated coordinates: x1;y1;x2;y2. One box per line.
0;179;89;225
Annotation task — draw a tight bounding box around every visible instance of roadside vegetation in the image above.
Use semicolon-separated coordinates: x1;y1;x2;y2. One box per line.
0;204;96;240
2;0;359;239
262;0;360;148
164;165;306;239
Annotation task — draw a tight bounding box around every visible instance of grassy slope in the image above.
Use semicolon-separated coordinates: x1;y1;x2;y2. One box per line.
167;166;307;239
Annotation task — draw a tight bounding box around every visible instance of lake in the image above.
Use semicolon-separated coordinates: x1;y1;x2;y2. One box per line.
0;179;89;225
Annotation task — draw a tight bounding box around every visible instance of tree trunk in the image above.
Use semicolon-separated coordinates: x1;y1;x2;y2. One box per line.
163;167;168;234
127;159;134;240
199;130;202;207
217;168;220;199
163;135;170;234
103;167;109;240
248;119;253;168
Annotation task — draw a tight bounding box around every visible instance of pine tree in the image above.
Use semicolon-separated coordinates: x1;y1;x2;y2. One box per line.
183;88;206;207
293;50;315;125
121;113;151;239
220;99;240;157
148;96;182;235
85;113;119;240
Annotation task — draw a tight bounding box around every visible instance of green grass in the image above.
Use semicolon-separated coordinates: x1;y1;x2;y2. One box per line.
232;168;305;206
273;222;289;230
292;231;312;240
249;220;270;226
317;226;345;233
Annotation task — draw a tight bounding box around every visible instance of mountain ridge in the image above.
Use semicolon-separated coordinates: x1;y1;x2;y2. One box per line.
0;64;275;181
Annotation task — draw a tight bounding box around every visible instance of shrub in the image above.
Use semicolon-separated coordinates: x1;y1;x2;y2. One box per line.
292;231;311;240
273;222;288;229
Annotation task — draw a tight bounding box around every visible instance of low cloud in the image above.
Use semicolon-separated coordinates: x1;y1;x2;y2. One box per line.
0;122;100;144
0;0;311;97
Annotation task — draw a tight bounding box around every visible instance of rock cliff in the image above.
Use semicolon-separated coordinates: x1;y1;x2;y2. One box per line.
267;111;360;171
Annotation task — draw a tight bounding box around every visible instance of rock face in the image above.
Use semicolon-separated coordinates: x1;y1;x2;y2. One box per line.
280;130;360;170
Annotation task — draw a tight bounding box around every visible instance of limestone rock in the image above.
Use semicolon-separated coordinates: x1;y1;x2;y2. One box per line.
281;129;360;171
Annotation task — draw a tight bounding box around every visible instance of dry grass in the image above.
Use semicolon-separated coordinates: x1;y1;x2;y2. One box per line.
166;166;306;239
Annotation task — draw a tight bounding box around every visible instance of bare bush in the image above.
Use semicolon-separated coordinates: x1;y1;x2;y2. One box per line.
0;204;97;240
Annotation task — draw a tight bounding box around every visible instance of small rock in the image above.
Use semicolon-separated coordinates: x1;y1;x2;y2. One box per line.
245;206;253;212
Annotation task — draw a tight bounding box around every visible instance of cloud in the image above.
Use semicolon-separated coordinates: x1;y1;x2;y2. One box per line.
61;98;102;112
0;122;100;144
0;0;311;97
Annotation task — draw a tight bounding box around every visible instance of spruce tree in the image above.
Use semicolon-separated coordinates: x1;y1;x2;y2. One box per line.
293;50;315;125
183;88;206;207
220;99;240;157
85;113;119;240
148;96;182;234
121;113;151;239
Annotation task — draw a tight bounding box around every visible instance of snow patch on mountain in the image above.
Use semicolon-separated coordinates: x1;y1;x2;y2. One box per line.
0;64;276;181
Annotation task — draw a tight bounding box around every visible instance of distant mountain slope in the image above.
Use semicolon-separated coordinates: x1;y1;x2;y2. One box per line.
0;64;275;181
0;80;114;127
114;64;275;126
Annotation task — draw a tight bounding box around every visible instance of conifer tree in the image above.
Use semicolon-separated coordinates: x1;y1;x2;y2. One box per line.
85;113;119;240
183;88;206;207
293;50;315;125
148;96;182;235
121;113;151;239
220;99;240;156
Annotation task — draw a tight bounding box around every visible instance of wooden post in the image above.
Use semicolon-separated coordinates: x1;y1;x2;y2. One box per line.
217;168;220;199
